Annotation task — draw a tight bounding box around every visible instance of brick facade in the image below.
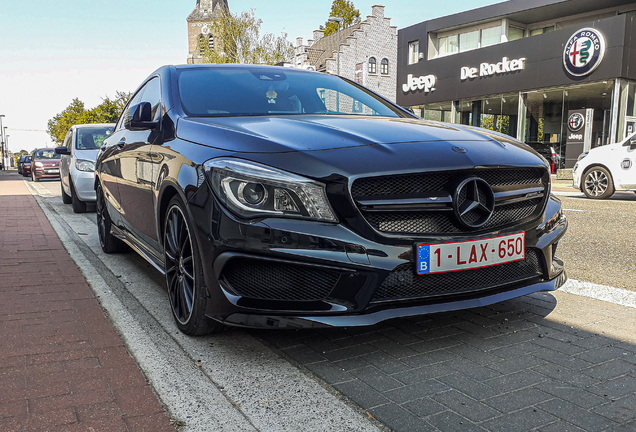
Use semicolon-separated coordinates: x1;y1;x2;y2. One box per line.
292;5;397;102
187;0;228;64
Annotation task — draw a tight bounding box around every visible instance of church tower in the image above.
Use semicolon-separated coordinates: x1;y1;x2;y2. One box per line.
187;0;229;64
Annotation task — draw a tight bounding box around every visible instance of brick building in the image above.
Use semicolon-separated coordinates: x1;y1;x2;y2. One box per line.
292;5;397;102
187;0;228;64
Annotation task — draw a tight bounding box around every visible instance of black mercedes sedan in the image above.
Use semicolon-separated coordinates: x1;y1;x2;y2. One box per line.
95;64;567;335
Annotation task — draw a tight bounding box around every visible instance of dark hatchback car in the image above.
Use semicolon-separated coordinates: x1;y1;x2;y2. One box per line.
95;65;567;335
21;156;32;177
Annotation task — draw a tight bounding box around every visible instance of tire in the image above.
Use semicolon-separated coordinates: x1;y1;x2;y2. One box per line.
70;180;87;213
96;183;127;253
164;195;223;336
582;167;614;199
61;181;72;204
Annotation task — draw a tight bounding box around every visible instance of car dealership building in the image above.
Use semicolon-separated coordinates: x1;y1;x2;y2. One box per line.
397;0;636;168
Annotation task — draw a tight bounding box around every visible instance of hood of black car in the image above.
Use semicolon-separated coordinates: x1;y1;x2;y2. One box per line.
177;115;520;153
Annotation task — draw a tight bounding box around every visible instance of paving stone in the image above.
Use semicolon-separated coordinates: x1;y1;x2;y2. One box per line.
431;390;501;422
335;356;372;372
480;407;559;432
487;354;547;375
392;362;455;385
349;365;403;392
588;375;636;399
402;397;447;418
436;373;501;400
446;358;501;381
531;346;594;370
370;338;420;359
409;337;461;354
402;350;458;368
583;360;636;381
384;380;450;404
426;410;486;432
369;403;438;432
591;393;636;425
537;420;587;432
361;351;410;374
537;399;619;432
482;369;547;394
333;379;389;409
532;363;600;388
281;346;326;365
576;346;635;364
321;343;378;362
305;361;352;385
483;387;554;412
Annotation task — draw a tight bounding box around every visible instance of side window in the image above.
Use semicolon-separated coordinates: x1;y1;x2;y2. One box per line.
63;131;73;148
140;78;162;122
117;89;144;131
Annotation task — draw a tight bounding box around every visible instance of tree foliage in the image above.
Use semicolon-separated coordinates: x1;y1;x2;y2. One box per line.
200;8;293;65
47;92;131;144
324;0;361;36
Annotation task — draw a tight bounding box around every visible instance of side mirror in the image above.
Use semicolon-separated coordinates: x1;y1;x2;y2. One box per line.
629;137;636;150
402;106;416;116
124;102;159;131
55;146;71;155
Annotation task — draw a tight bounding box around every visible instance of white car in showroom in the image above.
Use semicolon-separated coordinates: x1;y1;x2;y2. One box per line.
56;124;115;212
573;133;636;199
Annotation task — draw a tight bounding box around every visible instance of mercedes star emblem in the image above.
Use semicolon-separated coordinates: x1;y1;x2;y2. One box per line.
453;177;495;229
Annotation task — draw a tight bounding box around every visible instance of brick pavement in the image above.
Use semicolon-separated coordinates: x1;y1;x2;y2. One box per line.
261;286;636;431
0;172;174;432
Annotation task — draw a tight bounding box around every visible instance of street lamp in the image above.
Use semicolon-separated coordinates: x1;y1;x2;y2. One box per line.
0;117;5;170
328;16;343;76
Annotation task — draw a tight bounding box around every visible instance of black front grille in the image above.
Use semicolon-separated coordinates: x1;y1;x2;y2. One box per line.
352;168;547;236
372;249;543;303
221;258;340;301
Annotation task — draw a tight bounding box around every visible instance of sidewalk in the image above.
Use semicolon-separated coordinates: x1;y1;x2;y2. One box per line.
0;171;174;432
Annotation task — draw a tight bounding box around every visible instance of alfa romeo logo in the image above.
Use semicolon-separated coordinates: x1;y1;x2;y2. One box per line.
568;113;585;132
563;28;606;77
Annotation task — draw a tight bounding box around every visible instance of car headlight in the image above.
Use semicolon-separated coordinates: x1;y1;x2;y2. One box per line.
35;161;43;168
75;159;95;172
205;158;337;222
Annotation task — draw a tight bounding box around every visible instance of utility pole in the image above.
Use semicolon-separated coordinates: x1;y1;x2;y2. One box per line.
0;116;5;170
328;16;343;113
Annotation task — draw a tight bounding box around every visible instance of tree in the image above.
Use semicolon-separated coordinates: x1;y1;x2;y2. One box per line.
47;92;131;144
199;8;293;65
324;0;361;36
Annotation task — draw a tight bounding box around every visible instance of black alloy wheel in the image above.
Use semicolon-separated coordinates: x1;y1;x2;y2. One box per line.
582;167;614;199
164;196;222;336
96;184;126;253
61;182;72;204
70;180;87;213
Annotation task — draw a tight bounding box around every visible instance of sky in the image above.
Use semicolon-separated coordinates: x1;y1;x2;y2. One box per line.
0;0;503;153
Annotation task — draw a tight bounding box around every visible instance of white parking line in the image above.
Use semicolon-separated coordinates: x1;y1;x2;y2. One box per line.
559;279;636;309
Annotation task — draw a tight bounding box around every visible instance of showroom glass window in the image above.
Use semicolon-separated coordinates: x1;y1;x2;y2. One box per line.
438;35;458;56
380;58;389;75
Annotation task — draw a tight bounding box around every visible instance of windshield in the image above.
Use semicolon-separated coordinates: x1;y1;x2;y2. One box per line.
34;149;60;159
178;67;405;118
76;127;114;150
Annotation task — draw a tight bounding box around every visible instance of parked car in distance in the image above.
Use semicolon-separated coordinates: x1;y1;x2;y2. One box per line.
95;64;567;335
573;133;636;199
56;124;115;213
17;155;27;175
22;156;32;177
30;148;60;182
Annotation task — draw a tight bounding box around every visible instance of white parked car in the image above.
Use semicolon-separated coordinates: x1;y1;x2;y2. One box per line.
56;124;115;212
573;133;636;199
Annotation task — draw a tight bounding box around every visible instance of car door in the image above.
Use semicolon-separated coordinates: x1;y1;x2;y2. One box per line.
59;130;73;195
115;77;163;255
618;137;636;188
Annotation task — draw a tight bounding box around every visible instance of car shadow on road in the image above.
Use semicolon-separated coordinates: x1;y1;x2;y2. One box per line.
254;292;636;431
